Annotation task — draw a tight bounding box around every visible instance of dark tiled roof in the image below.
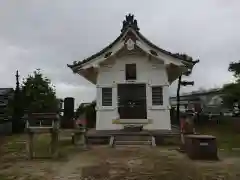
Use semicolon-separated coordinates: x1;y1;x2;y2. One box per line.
68;14;198;70
0;88;13;96
135;31;194;62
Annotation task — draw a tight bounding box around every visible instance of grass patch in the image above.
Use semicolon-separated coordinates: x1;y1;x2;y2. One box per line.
0;133;79;160
163;136;180;146
0;174;11;180
196;123;240;150
219;149;240;158
0;173;42;180
32;134;52;158
0;135;26;161
30;134;79;159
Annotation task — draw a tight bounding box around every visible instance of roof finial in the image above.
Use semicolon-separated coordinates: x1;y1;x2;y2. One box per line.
121;13;139;32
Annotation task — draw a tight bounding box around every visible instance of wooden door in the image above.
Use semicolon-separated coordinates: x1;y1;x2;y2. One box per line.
117;84;147;119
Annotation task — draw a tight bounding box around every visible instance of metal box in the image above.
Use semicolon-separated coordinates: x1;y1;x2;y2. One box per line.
184;134;218;160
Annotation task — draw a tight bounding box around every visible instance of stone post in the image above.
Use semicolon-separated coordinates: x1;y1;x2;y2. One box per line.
26;132;34;159
73;128;87;149
50;128;59;158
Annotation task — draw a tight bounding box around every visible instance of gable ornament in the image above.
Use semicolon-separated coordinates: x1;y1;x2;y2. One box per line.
126;38;135;50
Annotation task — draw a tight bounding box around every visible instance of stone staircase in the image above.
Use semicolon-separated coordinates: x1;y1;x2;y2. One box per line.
110;133;156;147
87;136;110;145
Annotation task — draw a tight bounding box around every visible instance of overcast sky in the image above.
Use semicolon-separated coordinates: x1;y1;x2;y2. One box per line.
0;0;239;107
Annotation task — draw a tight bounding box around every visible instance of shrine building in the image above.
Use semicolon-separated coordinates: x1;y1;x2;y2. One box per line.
68;14;196;131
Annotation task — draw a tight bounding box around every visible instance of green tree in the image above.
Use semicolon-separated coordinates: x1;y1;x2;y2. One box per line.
11;70;25;133
228;61;240;79
75;103;85;119
222;83;240;108
22;69;58;113
85;101;96;128
222;60;240;108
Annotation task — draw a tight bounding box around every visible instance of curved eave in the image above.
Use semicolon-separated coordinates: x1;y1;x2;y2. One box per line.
136;31;193;62
183;59;200;70
67;29;127;70
67;64;78;73
67;26;198;71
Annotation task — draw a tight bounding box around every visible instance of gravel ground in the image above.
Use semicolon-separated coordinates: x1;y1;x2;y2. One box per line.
1;135;240;180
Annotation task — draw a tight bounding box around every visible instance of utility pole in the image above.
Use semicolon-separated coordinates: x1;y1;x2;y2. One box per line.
176;76;182;126
176;58;199;125
176;76;194;125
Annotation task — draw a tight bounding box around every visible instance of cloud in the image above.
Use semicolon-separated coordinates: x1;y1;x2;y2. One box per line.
0;0;239;106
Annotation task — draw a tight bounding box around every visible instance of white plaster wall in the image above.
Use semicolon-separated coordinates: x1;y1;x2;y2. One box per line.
96;53;171;130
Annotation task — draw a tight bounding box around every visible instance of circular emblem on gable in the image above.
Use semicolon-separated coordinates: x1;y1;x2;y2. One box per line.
126;38;135;50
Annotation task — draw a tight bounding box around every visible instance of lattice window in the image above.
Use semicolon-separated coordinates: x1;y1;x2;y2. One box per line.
102;88;112;106
152;86;163;105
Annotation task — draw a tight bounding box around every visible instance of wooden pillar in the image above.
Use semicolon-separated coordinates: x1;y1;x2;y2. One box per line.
27;132;34;159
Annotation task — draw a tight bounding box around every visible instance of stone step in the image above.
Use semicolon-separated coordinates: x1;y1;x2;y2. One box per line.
123;125;143;132
113;135;155;147
114;135;152;141
114;140;152;146
87;136;110;145
115;145;153;148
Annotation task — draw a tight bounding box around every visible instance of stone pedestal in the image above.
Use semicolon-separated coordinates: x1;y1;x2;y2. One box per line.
72;129;87;149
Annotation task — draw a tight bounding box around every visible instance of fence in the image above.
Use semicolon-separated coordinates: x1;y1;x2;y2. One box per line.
170;108;240;130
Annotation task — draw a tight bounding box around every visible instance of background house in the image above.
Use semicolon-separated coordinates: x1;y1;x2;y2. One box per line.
0;88;14;134
170;88;226;115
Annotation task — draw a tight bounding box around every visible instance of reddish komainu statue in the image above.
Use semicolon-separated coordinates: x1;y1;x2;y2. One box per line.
180;113;196;151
